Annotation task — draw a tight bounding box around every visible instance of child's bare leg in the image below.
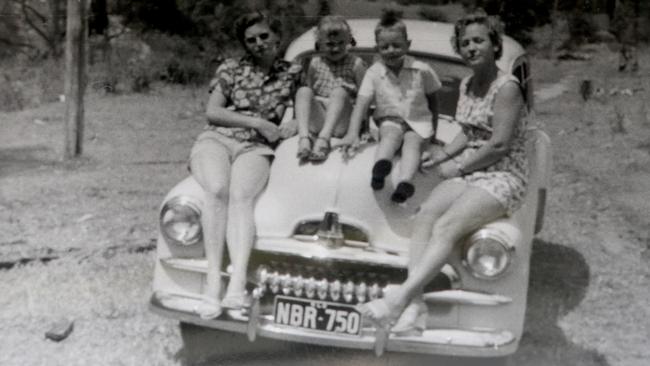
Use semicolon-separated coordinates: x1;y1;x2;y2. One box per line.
375;123;403;161
320;87;353;138
311;87;352;160
295;86;315;158
372;124;403;190
399;131;423;182
391;131;422;203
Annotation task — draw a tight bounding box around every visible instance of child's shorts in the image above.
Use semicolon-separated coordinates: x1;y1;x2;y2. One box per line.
189;129;274;168
375;116;412;133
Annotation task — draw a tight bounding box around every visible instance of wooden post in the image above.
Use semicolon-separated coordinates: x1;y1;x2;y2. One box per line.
63;0;87;159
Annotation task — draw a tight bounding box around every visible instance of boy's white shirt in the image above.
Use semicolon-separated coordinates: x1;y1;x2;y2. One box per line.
357;56;441;138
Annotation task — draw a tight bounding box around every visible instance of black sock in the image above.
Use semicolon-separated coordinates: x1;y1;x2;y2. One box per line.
391;182;415;203
371;160;392;190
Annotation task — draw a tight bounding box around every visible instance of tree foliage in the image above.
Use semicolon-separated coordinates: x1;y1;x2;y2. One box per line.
469;0;551;46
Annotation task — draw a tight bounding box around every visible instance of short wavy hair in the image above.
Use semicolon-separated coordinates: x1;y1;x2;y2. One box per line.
234;11;282;48
451;9;504;60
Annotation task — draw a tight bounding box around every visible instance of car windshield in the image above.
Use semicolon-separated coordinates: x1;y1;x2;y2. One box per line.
297;50;471;117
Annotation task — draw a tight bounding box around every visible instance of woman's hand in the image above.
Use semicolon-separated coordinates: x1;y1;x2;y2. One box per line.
421;144;450;170
437;159;463;179
256;119;281;143
278;118;298;139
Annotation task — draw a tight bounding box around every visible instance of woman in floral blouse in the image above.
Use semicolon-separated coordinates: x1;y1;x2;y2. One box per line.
190;11;302;319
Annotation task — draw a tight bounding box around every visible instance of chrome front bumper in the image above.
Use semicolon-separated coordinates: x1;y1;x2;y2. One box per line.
149;291;517;357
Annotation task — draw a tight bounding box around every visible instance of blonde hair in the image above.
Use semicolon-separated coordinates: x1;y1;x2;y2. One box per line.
316;15;356;46
451;9;504;59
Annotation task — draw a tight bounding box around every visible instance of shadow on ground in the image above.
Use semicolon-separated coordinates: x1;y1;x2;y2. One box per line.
177;240;608;366
0;146;56;177
512;240;608;366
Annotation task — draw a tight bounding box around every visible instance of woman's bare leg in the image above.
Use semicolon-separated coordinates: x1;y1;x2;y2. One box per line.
190;144;231;314
408;180;467;272
391;181;468;331
223;152;271;305
379;187;507;321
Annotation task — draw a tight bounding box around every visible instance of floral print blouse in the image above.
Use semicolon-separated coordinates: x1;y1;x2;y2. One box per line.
207;55;302;145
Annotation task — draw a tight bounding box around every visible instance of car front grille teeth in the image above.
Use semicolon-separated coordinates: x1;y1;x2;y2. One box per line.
255;265;386;304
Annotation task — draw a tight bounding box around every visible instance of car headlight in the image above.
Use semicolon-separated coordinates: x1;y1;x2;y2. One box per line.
160;197;202;246
462;229;513;279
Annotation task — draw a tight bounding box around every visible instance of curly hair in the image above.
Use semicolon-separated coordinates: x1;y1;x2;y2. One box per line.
234;11;282;48
374;9;408;41
451;9;504;60
315;15;356;47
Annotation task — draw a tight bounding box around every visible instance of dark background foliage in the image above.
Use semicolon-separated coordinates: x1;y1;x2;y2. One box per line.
0;0;648;100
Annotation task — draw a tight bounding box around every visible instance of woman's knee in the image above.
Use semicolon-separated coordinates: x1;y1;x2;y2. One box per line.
296;86;314;100
414;202;443;226
228;188;258;207
431;213;469;244
203;182;229;203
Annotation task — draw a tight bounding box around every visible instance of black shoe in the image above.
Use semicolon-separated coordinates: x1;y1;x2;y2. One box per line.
391;182;415;203
371;160;392;190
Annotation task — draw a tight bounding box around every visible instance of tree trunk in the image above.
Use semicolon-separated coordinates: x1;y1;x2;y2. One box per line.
63;0;87;159
548;0;560;59
48;0;62;57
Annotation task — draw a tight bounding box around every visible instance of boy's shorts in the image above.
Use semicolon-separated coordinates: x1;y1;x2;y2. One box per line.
375;116;412;133
189;129;274;167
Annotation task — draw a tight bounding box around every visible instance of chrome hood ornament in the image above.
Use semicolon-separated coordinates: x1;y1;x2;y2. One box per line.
316;211;345;248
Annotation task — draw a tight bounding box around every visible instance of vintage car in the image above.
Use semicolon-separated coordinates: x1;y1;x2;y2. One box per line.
150;19;551;360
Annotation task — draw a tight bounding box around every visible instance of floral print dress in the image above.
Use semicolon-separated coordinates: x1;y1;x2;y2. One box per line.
451;73;529;214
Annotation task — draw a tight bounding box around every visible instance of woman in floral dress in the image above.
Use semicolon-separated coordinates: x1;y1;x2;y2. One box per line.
358;9;529;334
190;11;302;318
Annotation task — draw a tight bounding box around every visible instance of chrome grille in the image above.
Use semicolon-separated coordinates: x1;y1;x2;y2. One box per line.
247;251;456;305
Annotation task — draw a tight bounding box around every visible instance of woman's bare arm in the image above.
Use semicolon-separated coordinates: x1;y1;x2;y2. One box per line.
206;90;279;142
457;81;523;173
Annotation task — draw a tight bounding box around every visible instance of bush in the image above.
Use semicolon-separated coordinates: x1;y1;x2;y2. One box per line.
567;12;597;46
144;33;221;86
474;0;551;47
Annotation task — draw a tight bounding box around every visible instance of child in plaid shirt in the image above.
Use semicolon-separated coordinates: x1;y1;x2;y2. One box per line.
295;15;366;161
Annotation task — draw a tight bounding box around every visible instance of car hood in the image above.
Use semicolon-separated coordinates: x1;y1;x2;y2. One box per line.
254;136;442;254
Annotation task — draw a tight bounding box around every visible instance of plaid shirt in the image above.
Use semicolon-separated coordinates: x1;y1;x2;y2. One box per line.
307;55;364;97
208;55;302;144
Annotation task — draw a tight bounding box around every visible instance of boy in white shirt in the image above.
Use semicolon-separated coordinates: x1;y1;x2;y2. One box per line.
341;10;441;203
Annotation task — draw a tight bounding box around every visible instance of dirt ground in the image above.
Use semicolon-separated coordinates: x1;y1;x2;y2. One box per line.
1;45;649;366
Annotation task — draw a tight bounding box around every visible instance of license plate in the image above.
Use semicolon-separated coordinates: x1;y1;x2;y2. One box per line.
273;296;362;336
